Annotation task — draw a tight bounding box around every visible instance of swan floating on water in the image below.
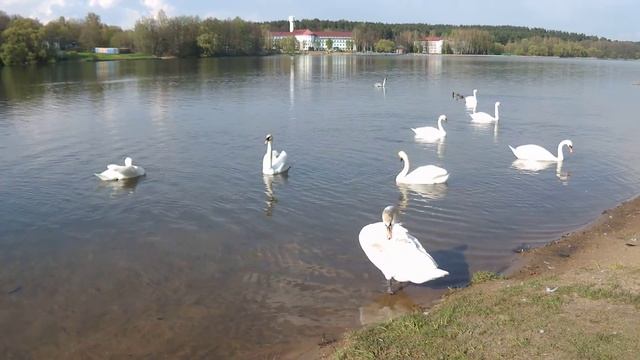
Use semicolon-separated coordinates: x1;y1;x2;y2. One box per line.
374;77;387;88
465;89;478;109
396;151;449;185
470;101;500;123
412;115;447;142
359;206;449;294
262;134;290;175
509;140;573;162
95;157;145;181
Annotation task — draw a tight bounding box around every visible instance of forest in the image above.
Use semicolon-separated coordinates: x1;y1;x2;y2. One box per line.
1;9;639;66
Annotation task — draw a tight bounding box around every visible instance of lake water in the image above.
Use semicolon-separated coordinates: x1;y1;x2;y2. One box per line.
1;55;639;358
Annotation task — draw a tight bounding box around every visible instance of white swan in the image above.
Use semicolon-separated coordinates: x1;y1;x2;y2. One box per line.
396;151;449;185
465;89;477;109
470;101;500;123
359;206;449;294
262;134;290;175
374;77;387;88
95;157;145;181
412;115;447;142
509;140;573;162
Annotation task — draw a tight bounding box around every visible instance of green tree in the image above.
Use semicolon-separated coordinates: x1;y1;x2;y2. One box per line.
325;38;333;51
345;39;354;52
79;12;106;50
374;39;395;53
0;17;49;65
197;32;221;56
279;36;298;54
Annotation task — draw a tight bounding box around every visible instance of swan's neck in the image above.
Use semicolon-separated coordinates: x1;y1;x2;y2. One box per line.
473;89;477;97
437;118;445;133
557;142;565;161
494;104;500;121
397;157;409;180
382;78;386;87
266;141;273;167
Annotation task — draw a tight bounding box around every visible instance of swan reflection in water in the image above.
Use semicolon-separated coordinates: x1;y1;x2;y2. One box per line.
397;183;449;209
97;176;142;197
470;120;499;143
263;173;289;216
414;137;446;159
511;160;571;183
359;291;417;325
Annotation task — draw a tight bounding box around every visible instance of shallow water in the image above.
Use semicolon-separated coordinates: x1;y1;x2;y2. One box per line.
1;55;639;357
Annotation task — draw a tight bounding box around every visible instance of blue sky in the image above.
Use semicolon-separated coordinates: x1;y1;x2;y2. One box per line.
0;0;638;41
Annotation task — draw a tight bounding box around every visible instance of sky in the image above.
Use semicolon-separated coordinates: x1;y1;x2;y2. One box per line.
0;0;638;41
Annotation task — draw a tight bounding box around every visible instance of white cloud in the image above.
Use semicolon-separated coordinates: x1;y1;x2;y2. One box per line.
88;0;120;9
141;0;173;16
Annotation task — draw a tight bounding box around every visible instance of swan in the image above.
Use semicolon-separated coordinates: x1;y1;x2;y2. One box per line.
374;77;387;88
412;115;447;142
470;101;500;123
509;140;573;162
396;151;449;185
95;157;145;181
359;206;449;294
465;89;477;109
262;134;290;175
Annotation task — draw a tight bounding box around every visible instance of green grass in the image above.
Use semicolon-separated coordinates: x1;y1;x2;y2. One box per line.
61;51;156;62
470;271;503;284
336;271;640;359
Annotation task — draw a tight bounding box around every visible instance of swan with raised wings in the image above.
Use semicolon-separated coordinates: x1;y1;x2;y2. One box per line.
262;134;290;175
470;101;500;123
359;206;449;294
95;157;145;181
465;89;478;109
412;115;447;142
509;140;573;162
396;151;449;185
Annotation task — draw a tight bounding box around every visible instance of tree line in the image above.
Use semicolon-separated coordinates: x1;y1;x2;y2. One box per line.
1;9;639;66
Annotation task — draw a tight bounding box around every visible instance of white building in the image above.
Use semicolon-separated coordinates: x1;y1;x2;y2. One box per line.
271;16;354;51
415;36;444;54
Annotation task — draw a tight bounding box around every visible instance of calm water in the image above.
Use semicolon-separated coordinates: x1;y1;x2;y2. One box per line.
1;55;639;357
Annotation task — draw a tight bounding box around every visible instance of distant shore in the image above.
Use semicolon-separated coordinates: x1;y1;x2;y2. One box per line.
318;195;640;359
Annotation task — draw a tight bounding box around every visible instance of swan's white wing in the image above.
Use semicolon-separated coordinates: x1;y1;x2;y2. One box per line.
465;96;477;107
470;112;493;123
107;164;124;171
512;144;556;161
405;165;449;184
360;223;448;284
359;223;394;280
272;150;289;173
412;127;442;140
95;169;120;181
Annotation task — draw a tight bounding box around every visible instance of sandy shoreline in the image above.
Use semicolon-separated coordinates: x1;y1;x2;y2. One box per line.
313;194;640;358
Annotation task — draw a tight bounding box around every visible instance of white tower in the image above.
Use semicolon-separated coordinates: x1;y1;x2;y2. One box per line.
288;16;295;32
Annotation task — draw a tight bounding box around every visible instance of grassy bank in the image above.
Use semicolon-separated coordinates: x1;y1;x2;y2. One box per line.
335;197;640;359
62;52;156;62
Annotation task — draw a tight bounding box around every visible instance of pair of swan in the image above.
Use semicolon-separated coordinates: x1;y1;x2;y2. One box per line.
95;157;145;181
359;206;449;294
374;77;387;88
509;140;573;162
262;134;290;175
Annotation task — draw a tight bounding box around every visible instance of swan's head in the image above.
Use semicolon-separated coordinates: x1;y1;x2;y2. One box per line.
264;134;273;144
495;101;501;107
382;205;397;239
473;89;477;95
398;150;408;163
565;140;574;153
438;115;447;122
124;157;133;166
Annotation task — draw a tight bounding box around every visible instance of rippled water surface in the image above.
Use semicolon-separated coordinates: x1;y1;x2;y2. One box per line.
1;55;639;357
